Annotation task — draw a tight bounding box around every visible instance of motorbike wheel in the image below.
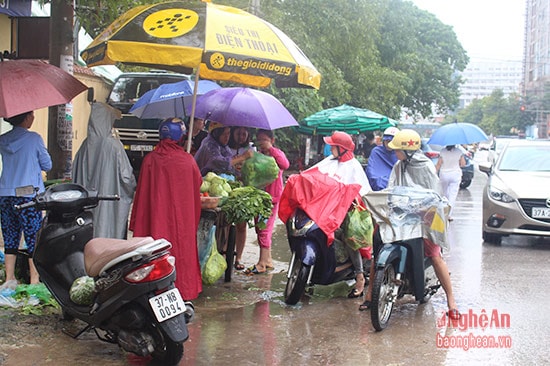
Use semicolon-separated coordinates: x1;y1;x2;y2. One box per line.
459;179;471;189
150;327;184;366
370;264;396;331
284;258;310;305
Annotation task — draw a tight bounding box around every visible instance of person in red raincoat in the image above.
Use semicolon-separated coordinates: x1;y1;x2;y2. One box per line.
129;118;203;300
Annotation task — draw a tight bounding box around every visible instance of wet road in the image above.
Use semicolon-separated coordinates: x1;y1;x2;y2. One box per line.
2;151;549;365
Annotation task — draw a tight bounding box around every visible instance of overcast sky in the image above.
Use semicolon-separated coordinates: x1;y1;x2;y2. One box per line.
410;0;526;62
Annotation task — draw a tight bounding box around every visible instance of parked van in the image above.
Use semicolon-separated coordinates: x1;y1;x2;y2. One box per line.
108;71;190;174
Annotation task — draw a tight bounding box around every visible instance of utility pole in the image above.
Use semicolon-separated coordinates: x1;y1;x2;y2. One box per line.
250;0;261;15
48;0;76;180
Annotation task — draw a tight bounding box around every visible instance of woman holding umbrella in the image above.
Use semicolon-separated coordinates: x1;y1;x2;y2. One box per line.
435;146;466;221
0;111;52;289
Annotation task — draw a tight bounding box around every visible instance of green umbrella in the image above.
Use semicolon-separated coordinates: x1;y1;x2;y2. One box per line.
296;104;397;135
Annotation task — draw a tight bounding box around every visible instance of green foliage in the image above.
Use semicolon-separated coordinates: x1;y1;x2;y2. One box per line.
71;0;469;147
455;90;534;135
14;283;60;315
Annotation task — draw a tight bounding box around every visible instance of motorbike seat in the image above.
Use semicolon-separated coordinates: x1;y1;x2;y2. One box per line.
84;236;155;277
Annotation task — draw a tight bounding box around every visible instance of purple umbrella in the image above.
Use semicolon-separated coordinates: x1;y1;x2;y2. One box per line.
190;87;298;130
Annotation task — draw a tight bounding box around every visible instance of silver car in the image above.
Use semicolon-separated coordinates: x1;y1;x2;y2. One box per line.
479;139;550;244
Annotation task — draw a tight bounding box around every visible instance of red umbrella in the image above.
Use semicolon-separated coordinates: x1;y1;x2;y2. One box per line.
0;59;88;118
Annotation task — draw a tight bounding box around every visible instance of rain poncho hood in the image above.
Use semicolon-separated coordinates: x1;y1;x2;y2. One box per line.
388;151;441;193
366;145;398;191
314;156;371;196
73;102;136;239
0;126;51;196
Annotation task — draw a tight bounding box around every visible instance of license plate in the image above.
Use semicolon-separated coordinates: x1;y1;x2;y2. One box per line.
148;288;185;322
532;207;550;218
130;144;153;151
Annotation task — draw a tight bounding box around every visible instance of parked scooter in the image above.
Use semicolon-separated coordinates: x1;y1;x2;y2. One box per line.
283;208;370;305
364;187;448;331
15;183;193;365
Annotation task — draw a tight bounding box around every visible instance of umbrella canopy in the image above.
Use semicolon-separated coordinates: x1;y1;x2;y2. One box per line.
81;1;320;90
191;87;298;130
0;59;88;118
297;104;398;136
129;79;221;119
427;122;489;146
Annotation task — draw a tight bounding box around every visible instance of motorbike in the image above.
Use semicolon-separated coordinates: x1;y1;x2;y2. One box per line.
15;183;193;365
283;208;370;305
364;187;447;331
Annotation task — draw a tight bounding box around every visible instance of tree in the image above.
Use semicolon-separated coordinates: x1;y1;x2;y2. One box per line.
68;0;469;156
454;90;535;136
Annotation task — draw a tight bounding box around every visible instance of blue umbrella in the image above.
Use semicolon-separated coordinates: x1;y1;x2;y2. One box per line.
129;79;221;119
427;122;489;146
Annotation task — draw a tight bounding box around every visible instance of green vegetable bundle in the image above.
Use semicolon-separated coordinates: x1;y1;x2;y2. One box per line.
220;186;273;229
241;152;279;188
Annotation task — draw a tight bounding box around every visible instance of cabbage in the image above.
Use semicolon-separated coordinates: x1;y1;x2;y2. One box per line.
204;172;218;182
200;181;211;193
69;276;95;305
209;184;227;197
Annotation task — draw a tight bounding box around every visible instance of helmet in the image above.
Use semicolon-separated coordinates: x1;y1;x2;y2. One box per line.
208;121;225;133
382;126;399;141
159;117;186;141
323;131;355;151
387;129;421;151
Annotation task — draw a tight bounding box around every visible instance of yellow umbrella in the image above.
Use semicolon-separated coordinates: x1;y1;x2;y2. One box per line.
81;0;321;90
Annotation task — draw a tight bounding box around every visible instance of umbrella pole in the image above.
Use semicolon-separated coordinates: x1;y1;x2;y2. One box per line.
186;68;201;153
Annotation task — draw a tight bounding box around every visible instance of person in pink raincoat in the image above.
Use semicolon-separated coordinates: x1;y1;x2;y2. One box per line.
244;129;290;275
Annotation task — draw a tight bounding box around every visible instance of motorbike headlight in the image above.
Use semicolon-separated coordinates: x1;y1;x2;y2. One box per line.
488;188;515;203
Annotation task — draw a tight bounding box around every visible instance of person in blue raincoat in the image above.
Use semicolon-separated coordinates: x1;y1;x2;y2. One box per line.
365;127;399;191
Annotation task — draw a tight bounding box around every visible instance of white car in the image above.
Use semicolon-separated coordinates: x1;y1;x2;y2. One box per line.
479;139;550;244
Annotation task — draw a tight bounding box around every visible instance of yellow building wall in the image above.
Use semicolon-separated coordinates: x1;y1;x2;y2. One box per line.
0;15;9;51
29;73;112;157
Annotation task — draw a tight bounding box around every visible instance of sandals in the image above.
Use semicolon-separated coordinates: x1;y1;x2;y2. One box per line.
359;300;371;311
244;264;274;275
348;272;365;298
234;261;245;270
348;289;364;298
